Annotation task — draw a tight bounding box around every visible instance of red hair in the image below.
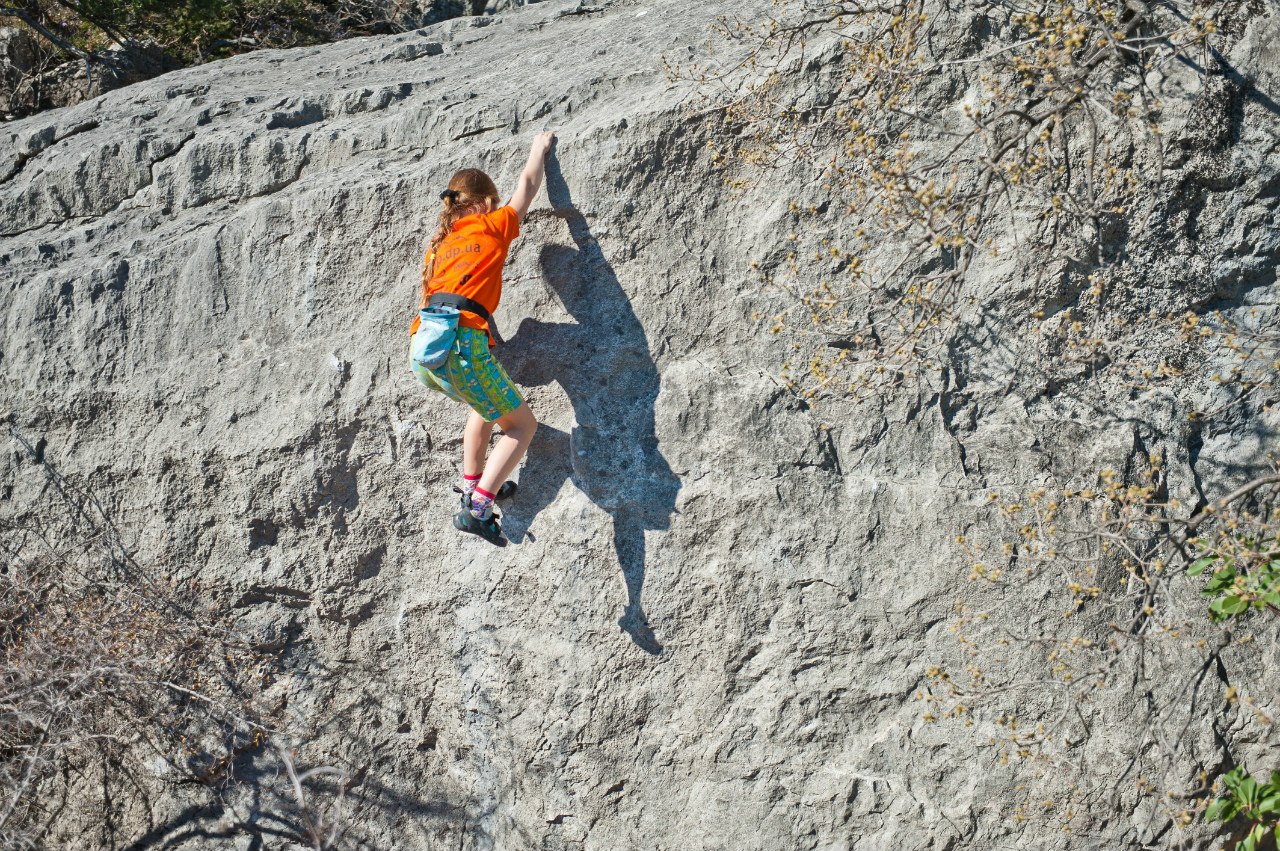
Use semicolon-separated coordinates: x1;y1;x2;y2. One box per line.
423;168;500;296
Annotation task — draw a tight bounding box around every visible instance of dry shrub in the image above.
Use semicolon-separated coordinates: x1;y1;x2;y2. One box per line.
925;463;1280;843
1;427;342;849
0;561;274;846
682;0;1223;399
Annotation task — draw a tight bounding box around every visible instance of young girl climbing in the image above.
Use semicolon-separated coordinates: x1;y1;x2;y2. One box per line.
410;131;554;545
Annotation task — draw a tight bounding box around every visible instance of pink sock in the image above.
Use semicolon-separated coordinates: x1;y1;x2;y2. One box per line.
469;485;496;520
461;473;480;499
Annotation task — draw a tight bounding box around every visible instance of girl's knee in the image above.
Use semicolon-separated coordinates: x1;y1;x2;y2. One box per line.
497;404;536;436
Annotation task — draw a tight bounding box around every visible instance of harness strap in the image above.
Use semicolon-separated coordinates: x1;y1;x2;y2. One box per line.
427;292;504;345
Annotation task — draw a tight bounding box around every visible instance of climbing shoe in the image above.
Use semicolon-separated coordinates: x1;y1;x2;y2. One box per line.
454;480;518;511
453;508;508;547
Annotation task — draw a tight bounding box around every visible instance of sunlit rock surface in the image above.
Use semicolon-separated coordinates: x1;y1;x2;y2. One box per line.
2;1;1278;848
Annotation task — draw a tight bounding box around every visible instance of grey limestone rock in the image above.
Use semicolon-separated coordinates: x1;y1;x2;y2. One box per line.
1;0;1278;848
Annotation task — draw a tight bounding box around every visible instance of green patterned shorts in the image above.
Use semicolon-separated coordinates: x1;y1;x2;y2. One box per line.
411;326;524;422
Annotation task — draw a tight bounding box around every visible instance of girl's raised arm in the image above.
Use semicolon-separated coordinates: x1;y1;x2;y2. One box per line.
507;131;555;222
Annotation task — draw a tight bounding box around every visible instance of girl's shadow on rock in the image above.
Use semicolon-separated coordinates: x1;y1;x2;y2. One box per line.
500;155;678;656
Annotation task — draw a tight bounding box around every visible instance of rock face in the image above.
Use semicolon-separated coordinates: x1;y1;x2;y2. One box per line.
2;1;1278;849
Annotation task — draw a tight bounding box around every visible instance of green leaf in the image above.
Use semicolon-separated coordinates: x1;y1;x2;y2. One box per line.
1205;798;1229;821
1210;595;1248;621
1209;597;1231;622
1258;793;1280;814
1241;776;1260;803
1223;767;1248;795
1188;556;1217;576
1205;568;1239;594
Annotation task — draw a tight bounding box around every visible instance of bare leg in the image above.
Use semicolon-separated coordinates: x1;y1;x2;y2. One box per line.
463;410;494;478
478;403;537;495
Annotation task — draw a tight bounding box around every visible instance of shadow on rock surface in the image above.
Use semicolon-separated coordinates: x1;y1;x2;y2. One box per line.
502;152;679;656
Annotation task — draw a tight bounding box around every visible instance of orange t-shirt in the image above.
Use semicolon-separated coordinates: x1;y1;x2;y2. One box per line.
412;205;520;346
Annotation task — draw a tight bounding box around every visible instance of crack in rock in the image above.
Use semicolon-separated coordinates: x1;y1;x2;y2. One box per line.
451;123;508;141
0;119;100;185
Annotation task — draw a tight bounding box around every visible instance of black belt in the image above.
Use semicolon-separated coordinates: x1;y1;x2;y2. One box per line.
427;292;503;344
